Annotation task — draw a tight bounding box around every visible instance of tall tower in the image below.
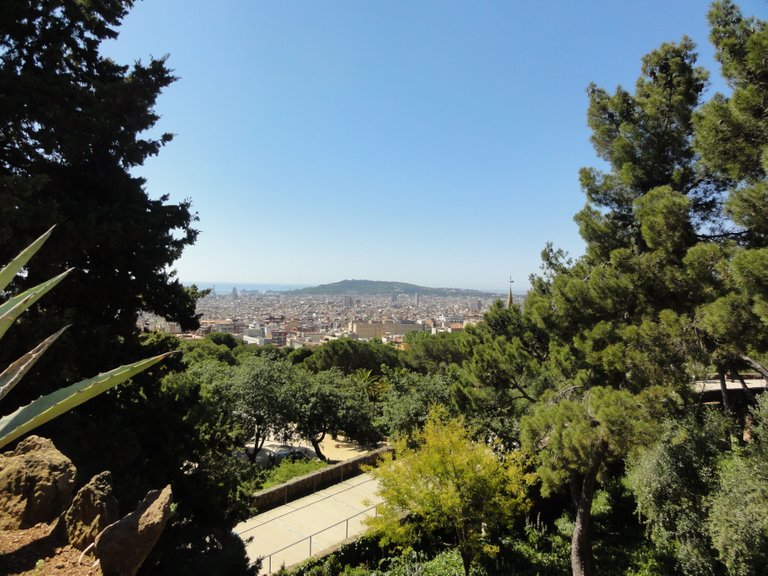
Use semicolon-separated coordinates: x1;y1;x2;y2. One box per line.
507;276;514;309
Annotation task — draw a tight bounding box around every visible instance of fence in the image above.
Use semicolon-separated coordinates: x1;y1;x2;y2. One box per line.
260;504;379;575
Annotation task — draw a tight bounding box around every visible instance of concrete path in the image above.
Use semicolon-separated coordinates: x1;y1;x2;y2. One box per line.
234;473;382;575
693;377;766;394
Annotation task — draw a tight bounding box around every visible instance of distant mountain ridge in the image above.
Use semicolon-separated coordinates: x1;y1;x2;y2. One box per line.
292;279;499;297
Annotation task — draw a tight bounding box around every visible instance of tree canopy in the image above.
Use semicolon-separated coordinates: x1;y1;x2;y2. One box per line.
493;4;768;574
0;3;237;573
368;409;536;576
302;337;401;376
0;0;199;391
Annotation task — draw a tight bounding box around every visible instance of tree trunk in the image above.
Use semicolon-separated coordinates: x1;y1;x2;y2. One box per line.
739;354;768;379
570;439;607;576
732;368;756;404
311;432;326;460
460;549;471;576
718;370;731;412
247;430;267;463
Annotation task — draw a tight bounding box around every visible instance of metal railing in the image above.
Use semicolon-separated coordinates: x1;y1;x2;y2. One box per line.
238;476;378;537
261;504;379;575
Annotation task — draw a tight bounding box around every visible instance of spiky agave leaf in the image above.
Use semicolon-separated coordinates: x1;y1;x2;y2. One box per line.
0;226;55;294
0;326;70;403
0;269;72;339
0;351;175;449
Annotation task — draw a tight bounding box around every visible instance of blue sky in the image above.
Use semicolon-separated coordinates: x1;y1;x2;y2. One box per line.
104;1;766;293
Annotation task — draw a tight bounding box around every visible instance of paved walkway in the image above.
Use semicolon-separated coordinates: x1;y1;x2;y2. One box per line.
234;473;382;575
693;377;766;395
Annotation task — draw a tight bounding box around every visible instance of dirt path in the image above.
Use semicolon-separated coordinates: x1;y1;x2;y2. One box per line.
253;435;383;465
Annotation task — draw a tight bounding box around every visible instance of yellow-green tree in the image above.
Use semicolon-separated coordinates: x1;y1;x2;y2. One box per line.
367;408;536;576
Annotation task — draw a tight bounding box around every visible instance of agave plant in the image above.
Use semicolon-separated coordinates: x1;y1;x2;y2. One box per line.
0;226;173;449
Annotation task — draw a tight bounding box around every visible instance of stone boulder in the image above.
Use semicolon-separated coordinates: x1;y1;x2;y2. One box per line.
95;484;173;576
0;435;76;529
62;470;120;550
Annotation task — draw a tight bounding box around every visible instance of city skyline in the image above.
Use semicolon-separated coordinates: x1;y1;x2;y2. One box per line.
189;278;509;296
103;1;766;291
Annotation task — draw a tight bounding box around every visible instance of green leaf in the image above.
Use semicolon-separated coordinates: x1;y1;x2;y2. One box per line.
0;352;174;449
0;269;72;339
0;226;55;293
0;326;69;402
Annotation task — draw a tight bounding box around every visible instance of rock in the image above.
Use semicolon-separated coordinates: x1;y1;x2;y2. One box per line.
0;436;76;529
95;484;173;576
63;471;120;550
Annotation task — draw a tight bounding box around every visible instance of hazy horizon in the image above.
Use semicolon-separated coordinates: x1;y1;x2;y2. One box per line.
188;279;510;295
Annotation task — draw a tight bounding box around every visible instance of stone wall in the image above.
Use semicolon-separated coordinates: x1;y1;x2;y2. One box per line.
251;446;392;513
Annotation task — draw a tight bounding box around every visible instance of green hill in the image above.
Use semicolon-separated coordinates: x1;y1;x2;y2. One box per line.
292;279;498;297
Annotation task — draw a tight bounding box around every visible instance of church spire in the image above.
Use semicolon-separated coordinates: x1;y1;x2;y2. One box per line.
507;276;514;309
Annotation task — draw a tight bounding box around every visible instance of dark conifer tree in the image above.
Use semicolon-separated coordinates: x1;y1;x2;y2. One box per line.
0;5;254;574
0;0;199;391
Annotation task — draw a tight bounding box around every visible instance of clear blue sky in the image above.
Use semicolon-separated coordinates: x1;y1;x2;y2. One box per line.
104;1;766;293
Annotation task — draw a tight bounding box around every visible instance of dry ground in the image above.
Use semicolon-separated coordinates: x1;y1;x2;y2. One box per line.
0;523;101;576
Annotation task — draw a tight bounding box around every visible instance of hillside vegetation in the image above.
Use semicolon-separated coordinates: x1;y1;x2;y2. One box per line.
292;279;497;297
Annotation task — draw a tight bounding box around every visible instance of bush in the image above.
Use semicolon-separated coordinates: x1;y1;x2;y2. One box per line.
261;458;328;489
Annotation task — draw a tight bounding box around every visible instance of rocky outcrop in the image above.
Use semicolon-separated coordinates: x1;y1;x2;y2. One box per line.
0;435;76;529
95;484;173;576
0;436;173;575
63;471;120;550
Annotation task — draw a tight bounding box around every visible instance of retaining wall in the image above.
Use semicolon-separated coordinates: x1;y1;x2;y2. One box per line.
251;446;392;513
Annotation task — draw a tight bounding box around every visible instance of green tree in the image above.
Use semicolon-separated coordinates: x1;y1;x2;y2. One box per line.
180;337;238;366
695;1;768;194
282;369;346;460
64;340;255;576
708;454;768;576
0;0;199;391
488;6;768;576
378;368;457;440
303;338;401;376
692;0;768;384
340;369;385;446
401;331;468;375
0;8;218;569
286;345;314;364
143;358;256;575
231;355;296;461
458;300;550;446
707;395;768;576
521;386;674;576
288;368;384;458
627;409;733;575
505;35;724;576
368;408;536;576
206;332;240;350
575;37;712;262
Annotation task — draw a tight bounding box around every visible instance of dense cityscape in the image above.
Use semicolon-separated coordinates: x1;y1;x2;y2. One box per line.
142;284;523;348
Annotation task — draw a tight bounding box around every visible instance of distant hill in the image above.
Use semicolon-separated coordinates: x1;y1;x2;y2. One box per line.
292;279;499;297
